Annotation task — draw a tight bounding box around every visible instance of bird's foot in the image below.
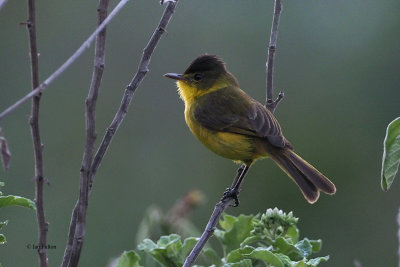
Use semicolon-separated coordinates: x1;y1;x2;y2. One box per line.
221;187;240;207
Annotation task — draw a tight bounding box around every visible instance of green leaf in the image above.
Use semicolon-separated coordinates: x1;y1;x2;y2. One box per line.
155;235;182;266
218;214;254;253
161;235;182;264
274;237;302;261
274;237;321;262
226;246;254;263
294;260;307;267
116;251;142;267
305;256;329;266
286;226;299;243
202;247;221;266
137;234;193;267
157;234;181;247
293;256;329;267
244;247;284;267
138;239;172;266
275;253;293;267
240;235;267;247
309;239;322;253
295;238;312;258
0;234;6;245
0;195;36;210
222;259;253;267
0;220;8;230
381;117;400;191
219;214;238;231
138;239;157;251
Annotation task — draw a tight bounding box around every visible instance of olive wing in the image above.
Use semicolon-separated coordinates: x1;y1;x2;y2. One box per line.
193;87;290;148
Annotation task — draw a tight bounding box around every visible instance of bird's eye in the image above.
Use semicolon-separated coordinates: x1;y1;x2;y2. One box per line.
193;73;204;81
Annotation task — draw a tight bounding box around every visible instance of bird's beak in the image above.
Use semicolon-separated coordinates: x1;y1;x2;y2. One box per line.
164;73;187;81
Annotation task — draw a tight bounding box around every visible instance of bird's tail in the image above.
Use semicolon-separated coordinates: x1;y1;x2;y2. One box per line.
270;149;336;203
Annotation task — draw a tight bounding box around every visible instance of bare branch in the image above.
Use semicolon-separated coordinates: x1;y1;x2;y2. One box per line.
265;0;283;113
26;0;48;266
89;0;178;186
61;0;109;266
0;0;130;122
62;1;179;266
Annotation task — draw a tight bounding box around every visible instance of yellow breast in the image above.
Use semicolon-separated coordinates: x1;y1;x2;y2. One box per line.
176;80;268;164
184;100;263;164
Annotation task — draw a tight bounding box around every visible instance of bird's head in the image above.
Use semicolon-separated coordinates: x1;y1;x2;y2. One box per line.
164;54;239;102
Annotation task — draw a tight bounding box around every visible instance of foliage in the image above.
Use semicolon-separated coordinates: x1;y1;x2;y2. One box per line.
116;251;142;267
115;208;329;267
0;182;36;243
0;181;36;265
381;117;400;191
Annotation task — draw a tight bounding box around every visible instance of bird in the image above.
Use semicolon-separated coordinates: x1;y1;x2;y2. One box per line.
164;54;336;204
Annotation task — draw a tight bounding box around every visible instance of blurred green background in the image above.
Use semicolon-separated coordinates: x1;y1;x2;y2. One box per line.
1;0;399;266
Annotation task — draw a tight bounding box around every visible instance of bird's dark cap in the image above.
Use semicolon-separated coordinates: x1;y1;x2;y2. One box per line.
184;54;227;74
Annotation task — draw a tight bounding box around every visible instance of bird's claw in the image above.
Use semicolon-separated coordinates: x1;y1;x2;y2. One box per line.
221;187;240;207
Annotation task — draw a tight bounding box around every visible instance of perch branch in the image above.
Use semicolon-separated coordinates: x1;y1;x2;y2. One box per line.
183;197;233;266
26;1;48;266
184;1;284;266
0;0;130;122
265;0;284;113
183;166;248;267
62;1;179;267
61;0;110;266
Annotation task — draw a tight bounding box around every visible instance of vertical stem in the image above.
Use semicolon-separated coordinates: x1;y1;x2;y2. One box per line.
27;0;48;266
61;1;110;266
62;1;179;266
265;0;283;112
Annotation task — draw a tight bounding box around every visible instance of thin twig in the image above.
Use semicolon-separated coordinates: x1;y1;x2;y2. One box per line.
0;0;130;122
265;0;284;113
26;1;48;266
60;1;110;266
62;1;179;266
183;198;233;267
0;0;8;12
89;0;178;187
184;1;284;266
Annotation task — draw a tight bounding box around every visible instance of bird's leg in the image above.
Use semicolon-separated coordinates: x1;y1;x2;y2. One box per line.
221;165;250;207
231;164;246;188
